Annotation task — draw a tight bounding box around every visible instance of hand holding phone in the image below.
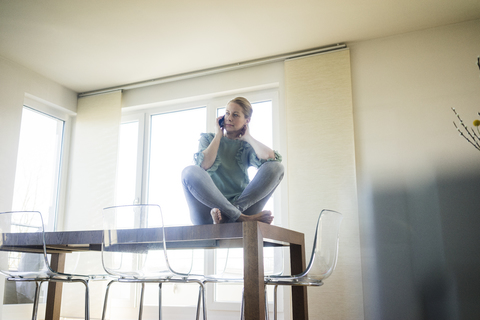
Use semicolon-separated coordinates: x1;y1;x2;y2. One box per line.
219;116;225;128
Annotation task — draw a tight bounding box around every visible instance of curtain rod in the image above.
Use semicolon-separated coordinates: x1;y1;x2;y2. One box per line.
78;43;346;98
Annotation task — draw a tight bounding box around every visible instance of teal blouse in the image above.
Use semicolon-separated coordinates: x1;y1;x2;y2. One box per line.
194;133;282;203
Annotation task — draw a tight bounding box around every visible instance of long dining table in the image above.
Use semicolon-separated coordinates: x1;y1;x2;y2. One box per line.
3;221;308;320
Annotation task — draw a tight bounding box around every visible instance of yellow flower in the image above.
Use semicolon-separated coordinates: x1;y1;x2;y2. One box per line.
474;119;480;127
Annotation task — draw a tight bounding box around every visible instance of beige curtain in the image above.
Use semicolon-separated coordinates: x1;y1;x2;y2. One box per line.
285;49;364;319
64;90;122;231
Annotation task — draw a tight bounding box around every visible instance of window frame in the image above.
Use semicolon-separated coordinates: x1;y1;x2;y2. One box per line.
18;94;75;231
115;113;146;206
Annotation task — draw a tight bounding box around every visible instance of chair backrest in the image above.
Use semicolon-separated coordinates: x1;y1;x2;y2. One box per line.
101;204;193;278
0;211;52;278
303;209;343;281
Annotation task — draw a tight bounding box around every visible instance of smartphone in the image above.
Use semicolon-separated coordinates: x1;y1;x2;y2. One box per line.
219;116;225;127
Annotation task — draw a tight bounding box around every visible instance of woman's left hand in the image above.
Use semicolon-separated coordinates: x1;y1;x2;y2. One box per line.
237;124;251;141
238;124;275;160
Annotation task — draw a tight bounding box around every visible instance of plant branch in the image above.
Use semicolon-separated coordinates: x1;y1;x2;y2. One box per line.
452;108;480;150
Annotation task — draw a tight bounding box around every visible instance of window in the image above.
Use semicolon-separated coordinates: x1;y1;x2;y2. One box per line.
114;90;282;316
6;103;69;312
11;106;65;231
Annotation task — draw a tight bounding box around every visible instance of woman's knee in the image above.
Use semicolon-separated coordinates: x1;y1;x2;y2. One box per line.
181;165;204;182
261;161;284;180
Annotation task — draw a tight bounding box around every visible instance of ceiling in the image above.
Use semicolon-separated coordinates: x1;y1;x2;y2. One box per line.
1;0;480;93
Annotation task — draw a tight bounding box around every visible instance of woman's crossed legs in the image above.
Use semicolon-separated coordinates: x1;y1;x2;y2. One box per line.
181;162;284;225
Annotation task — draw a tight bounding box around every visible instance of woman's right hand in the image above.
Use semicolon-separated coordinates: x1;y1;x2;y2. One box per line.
201;117;223;170
215;115;224;135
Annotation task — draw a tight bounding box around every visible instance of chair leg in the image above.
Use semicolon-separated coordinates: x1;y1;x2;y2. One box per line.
158;283;162;320
196;284;204;320
264;285;269;320
31;280;44;320
273;285;278;320
81;279;90;320
201;283;207;320
240;287;245;320
102;280;115;320
139;283;145;320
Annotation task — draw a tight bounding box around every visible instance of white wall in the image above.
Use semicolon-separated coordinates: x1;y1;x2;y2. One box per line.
351;19;480;319
0;55;77;319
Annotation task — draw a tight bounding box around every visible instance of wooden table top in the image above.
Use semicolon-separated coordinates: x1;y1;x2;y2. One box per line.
2;221;305;253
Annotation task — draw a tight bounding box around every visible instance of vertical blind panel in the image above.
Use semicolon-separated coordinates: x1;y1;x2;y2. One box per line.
285;49;364;319
62;90;122;319
65;90;122;231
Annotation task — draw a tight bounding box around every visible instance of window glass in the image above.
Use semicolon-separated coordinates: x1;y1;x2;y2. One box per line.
147;107;206;226
11;107;64;231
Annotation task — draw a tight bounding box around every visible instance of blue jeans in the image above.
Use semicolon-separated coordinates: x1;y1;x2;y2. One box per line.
181;162;284;225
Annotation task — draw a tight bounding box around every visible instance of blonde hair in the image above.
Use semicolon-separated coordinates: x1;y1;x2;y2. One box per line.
229;97;253;119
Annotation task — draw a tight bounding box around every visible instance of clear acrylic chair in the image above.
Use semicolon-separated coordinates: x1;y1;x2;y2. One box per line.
0;210;91;320
264;209;343;320
101;204;205;320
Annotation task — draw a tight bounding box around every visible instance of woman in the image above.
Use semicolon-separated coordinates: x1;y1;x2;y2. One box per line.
181;97;284;225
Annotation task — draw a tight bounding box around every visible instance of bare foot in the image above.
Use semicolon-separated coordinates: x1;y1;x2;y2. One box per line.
210;208;226;224
237;210;274;224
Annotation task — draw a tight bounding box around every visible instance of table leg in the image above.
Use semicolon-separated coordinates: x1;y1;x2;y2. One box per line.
290;243;308;320
45;253;66;320
243;222;265;320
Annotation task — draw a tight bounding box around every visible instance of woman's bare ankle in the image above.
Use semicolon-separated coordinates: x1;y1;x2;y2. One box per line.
237;210;273;224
